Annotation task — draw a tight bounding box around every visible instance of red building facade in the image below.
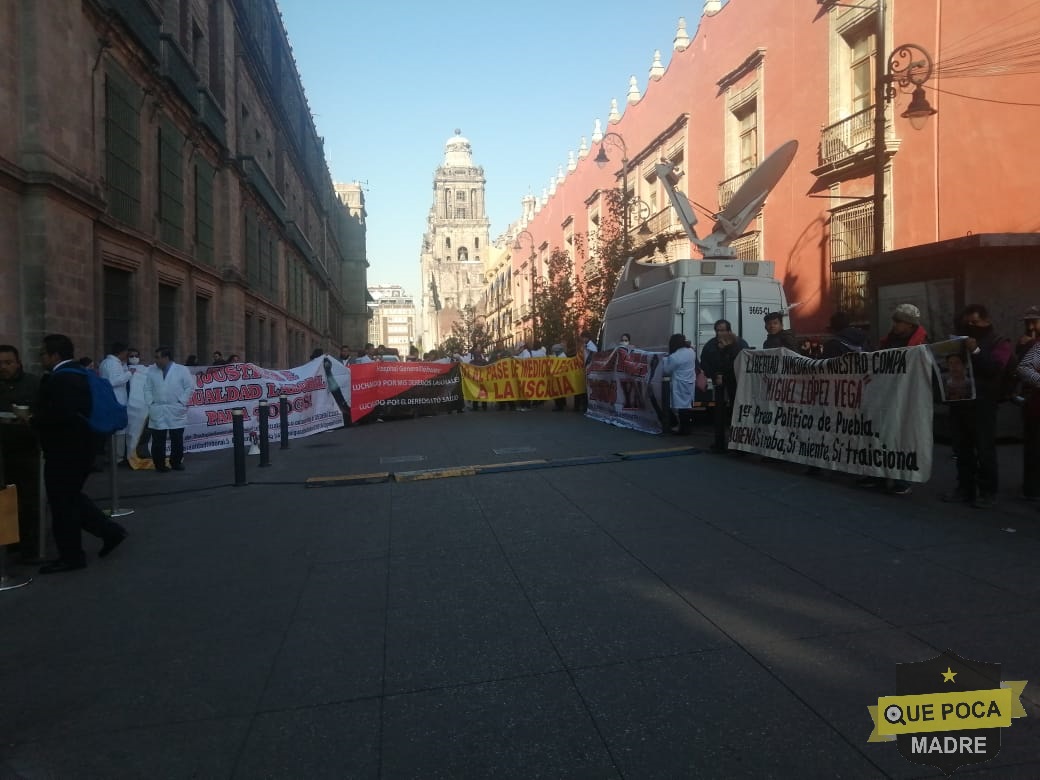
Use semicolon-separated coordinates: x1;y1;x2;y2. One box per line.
505;0;1040;345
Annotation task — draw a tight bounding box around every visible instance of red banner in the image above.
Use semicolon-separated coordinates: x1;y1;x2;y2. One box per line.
349;361;462;421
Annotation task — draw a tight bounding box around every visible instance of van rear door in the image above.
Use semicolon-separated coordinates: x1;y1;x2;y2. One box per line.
684;280;741;355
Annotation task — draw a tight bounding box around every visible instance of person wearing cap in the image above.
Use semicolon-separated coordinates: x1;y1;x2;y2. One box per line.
1016;306;1040;359
762;312;801;352
880;304;928;348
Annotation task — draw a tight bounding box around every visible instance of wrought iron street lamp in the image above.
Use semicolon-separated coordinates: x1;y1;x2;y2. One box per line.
593;132;631;256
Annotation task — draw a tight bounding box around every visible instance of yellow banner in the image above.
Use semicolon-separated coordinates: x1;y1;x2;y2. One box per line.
460;356;586;402
874;688;1013;735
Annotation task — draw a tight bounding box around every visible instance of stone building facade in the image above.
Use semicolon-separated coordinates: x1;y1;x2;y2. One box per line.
366;285;417;357
418;131;491;350
0;0;369;368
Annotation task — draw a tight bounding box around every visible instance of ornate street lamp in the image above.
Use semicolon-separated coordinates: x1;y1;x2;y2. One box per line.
593;132;631;256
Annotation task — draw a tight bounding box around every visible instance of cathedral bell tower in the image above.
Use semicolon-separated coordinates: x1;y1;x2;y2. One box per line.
419;130;491;350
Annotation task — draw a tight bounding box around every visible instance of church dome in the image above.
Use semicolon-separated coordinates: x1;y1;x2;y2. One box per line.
443;129;474;167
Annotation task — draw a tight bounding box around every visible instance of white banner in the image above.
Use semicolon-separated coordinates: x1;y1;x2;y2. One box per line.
125;357;350;464
586;346;667;434
731;346;934;482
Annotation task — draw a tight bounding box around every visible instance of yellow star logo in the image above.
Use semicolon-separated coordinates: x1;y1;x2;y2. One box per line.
942;667;958;683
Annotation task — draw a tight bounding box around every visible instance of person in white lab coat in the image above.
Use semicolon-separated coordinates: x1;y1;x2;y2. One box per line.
98;342;132;462
662;332;696;435
143;347;194;471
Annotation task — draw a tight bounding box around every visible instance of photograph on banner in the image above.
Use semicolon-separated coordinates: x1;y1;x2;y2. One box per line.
459;356;585;403
731;346;935;481
585;346;666;434
125;357;350;466
928;338;976;403
349;361;463;422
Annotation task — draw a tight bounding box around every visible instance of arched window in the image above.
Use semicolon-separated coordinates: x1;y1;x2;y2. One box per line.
445;237;451;249
475;238;480;249
458;247;468;262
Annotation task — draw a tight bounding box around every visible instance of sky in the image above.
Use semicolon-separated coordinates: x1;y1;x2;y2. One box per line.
275;0;716;296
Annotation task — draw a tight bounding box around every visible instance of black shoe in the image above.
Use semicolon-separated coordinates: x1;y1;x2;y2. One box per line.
154;466;169;472
171;464;185;471
941;491;973;504
39;559;87;575
99;529;128;558
118;459;132;469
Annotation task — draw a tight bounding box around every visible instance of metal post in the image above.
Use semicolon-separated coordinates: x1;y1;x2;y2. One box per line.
661;376;672;432
872;0;888;259
0;545;31;591
107;434;134;518
279;394;290;450
258;400;271;467
232;408;247;487
713;381;727;451
35;452;47;563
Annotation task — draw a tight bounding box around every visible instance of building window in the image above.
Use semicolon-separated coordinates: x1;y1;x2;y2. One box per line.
736;101;758;172
158;283;178;349
456;191;466;201
194;161;215;264
103;267;132;349
458;247;468;262
244;209;259;286
445;237;451;249
455;208;466;219
158;119;185;248
104;72;141;227
474;237;480;249
195;296;210;359
848;27;876;114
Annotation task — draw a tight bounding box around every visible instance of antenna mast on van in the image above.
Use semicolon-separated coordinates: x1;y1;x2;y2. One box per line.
655;140;798;260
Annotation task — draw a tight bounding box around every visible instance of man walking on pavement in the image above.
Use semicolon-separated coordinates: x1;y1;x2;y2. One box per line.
144;347;194;472
98;341;132;465
33;334;127;573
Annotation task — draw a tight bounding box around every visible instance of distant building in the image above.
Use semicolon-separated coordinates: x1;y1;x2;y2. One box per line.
0;0;369;367
419;131;491;350
367;285;416;357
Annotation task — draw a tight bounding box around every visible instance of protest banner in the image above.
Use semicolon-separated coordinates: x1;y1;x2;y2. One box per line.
126;357;350;467
349;361;463;421
585;346;666;434
459;356;585;402
730;346;935;481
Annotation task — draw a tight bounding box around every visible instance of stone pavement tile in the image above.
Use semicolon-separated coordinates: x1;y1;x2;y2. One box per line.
502;529;653;586
380;672;619;779
260;610;387;710
668;564;890;648
825;505;998;554
233;698;381;780
0;716;251;780
383;597;561;694
386;544;520;612
0;626;284;744
749;627;944;779
527;574;731;667
914;537;1040;598
293;559;389;619
387;483;499;555
790;550;1035;626
573;647;886;779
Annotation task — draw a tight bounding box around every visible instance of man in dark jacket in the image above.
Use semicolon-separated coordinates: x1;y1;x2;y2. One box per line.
943;304;1012;508
32;334;127;573
701;320;748;451
821;311;869;357
763;312;801;351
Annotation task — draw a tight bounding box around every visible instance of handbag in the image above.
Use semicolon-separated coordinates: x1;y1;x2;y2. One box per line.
0;484;19;546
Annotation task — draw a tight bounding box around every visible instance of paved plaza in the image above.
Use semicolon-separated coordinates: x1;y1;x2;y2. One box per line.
1;408;1037;779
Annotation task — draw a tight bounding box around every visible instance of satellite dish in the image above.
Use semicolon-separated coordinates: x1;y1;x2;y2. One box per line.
657;140;799;259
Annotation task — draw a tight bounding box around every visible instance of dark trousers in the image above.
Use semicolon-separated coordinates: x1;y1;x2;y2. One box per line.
150;427;184;469
1023;401;1040;498
44;457;121;564
950;401;999;498
553;396;567;411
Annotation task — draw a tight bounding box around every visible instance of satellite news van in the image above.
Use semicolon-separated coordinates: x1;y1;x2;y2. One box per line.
600;140;797;357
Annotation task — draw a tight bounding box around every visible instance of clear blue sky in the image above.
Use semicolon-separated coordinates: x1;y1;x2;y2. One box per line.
276;1;712;296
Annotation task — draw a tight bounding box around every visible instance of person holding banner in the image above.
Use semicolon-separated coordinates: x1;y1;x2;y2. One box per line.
1017;327;1040;503
663;333;697;435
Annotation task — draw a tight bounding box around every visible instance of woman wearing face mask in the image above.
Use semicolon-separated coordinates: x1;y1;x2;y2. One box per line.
127;350;141;367
619;333;632;348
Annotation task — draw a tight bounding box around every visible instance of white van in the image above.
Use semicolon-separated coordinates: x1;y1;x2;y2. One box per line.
601;257;789;354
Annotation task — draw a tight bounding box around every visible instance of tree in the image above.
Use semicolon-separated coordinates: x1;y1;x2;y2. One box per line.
578;188;628;338
445;303;491;354
532;248;580;348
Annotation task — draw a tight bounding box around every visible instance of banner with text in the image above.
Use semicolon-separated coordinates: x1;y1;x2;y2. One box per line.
731;346;934;481
459;356;586;403
349;361;463;421
586;346;666;434
125;357;351;465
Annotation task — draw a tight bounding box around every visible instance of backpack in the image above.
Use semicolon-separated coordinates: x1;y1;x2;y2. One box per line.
53;363;129;433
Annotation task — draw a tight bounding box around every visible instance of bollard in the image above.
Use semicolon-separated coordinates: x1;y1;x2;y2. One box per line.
660;376;672;431
232;408;247;487
279;393;290;450
107;434;134;518
258;400;271;467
